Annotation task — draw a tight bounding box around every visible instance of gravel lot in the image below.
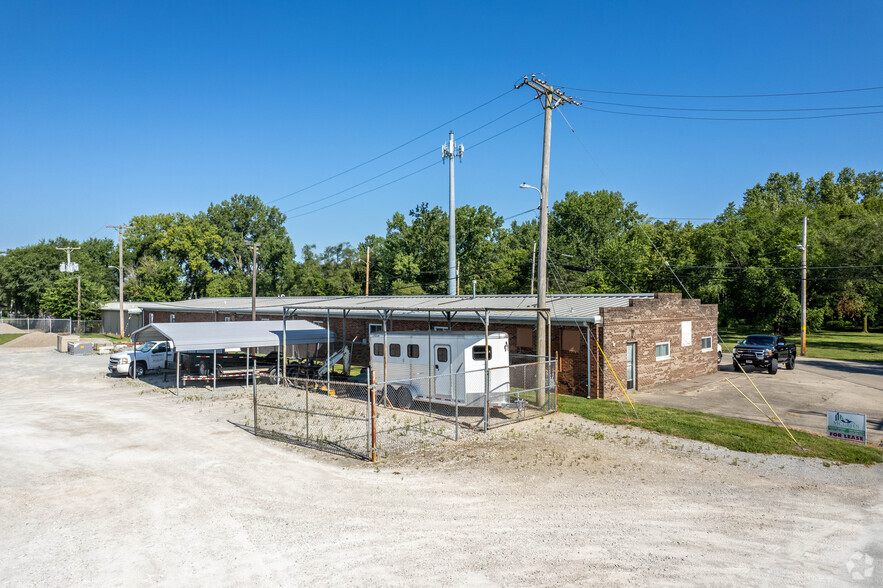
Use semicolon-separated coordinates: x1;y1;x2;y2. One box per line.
1;349;881;586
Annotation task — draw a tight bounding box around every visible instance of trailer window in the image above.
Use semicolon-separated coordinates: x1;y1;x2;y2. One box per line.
389;343;401;357
436;347;448;362
407;344;420;358
373;343;383;356
472;345;492;361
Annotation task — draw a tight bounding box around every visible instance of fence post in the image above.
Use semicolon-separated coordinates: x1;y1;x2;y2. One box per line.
370;370;377;462
253;359;259;434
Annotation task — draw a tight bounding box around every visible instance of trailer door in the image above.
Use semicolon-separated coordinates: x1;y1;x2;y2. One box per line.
434;344;453;401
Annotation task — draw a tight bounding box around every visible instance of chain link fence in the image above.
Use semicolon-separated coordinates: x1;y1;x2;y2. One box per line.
0;317;72;333
249;357;557;461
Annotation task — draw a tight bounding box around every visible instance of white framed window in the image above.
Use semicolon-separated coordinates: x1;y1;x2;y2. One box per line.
432;326;450;331
313;320;324;327
655;341;670;360
368;323;383;334
224;317;231;322
681;321;692;346
701;336;713;351
170;314;175;323
149;313;154;324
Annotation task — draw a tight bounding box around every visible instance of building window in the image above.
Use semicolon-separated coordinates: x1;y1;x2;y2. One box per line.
313;321;324;327
224;317;231;322
701;336;713;351
655;342;670;360
170;314;175;323
472;345;492;361
389;343;401;357
372;343;383;356
432;326;450;331
407;344;420;358
368;323;383;334
149;313;154;324
681;321;692;346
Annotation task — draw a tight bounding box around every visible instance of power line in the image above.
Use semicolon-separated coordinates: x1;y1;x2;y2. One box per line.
577;98;883;113
269;88;516;204
562;85;883;99
579;105;883;121
288;113;542;218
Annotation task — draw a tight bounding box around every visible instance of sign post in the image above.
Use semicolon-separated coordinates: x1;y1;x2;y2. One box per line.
826;411;867;444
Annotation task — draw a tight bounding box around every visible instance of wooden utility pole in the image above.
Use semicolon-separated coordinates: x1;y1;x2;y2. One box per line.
516;74;580;408
800;217;807;356
248;241;261;321
106;225;132;337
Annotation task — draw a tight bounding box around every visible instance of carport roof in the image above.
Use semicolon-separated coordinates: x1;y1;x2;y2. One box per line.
133;293;655;323
130;319;334;352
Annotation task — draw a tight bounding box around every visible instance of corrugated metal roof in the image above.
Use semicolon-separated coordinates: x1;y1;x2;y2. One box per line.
130;319;334;352
133;293;654;324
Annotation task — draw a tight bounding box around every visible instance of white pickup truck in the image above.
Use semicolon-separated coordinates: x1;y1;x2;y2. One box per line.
108;341;174;377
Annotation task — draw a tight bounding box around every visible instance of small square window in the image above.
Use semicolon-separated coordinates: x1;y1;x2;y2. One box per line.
436;347;448;362
655;342;670;360
373;343;383;356
407;344;420;358
224;316;231;322
368;323;383;334
701;336;713;351
389;343;401;357
472;345;492;361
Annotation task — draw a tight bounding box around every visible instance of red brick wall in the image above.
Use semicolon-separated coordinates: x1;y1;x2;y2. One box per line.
598;293;718;397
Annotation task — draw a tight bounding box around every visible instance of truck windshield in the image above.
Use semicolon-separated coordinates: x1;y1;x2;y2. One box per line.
136;342;156;352
744;336;776;346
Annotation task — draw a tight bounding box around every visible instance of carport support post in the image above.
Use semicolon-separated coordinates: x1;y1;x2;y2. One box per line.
427;311;432;418
252;358;259;434
326;309;331;394
246;347;250;389
212;349;217;393
381;310;389;405
282;308;288;385
133;344;137;382
370;371;377;462
175;351;180;395
484;310;490;433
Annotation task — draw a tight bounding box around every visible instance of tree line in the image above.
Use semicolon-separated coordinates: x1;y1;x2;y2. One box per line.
1;169;880;333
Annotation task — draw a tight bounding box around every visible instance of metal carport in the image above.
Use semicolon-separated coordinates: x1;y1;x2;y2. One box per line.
130;320;335;393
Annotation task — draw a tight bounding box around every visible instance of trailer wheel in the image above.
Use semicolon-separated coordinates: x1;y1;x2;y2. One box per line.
395;387;413;410
768;358;778;375
198;360;210;376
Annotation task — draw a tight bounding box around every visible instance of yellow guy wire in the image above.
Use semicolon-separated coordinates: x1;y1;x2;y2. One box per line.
595;340;638;418
723;378;777;424
733;362;802;447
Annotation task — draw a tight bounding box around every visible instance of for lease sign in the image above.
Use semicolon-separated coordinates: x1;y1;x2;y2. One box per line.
827;410;867;444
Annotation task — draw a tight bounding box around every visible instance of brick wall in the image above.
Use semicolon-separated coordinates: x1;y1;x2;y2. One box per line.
598;293;718;397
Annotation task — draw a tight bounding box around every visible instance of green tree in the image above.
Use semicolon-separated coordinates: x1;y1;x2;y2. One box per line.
39;275;108;319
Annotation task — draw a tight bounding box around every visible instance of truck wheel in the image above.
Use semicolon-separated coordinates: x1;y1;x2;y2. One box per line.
128;362;146;378
717;350;722;364
786;355;795;370
768;358;778;375
733;361;741;372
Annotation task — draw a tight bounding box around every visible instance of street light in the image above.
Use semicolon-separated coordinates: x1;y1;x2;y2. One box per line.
520;183;541;196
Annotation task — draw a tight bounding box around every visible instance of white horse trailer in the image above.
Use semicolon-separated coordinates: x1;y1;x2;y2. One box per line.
369;331;511;409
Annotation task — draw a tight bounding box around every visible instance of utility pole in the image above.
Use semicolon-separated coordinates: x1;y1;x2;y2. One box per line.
106;225;132;338
799;216;807;356
246;241;261;321
56;246;81;334
530;242;537;295
442;131;464;295
516;75;580;407
365;246;370;296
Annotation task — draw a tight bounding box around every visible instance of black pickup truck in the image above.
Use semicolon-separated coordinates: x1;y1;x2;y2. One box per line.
732;335;796;374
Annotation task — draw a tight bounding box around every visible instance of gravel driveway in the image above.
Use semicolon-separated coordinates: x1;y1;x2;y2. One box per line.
1;349;880;585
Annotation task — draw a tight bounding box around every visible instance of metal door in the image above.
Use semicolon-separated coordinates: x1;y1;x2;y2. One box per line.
626;342;636;390
434;344;453;400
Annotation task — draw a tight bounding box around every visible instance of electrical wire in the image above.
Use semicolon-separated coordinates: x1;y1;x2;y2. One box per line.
579;105;883;121
269;87;515;203
562;85;883;99
576;98;883;113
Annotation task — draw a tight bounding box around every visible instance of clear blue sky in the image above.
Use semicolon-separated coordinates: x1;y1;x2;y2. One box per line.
2;0;881;254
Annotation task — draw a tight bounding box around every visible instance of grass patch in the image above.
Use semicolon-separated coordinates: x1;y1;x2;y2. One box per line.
558;395;882;465
0;333;25;345
79;333;127;342
719;327;883;364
